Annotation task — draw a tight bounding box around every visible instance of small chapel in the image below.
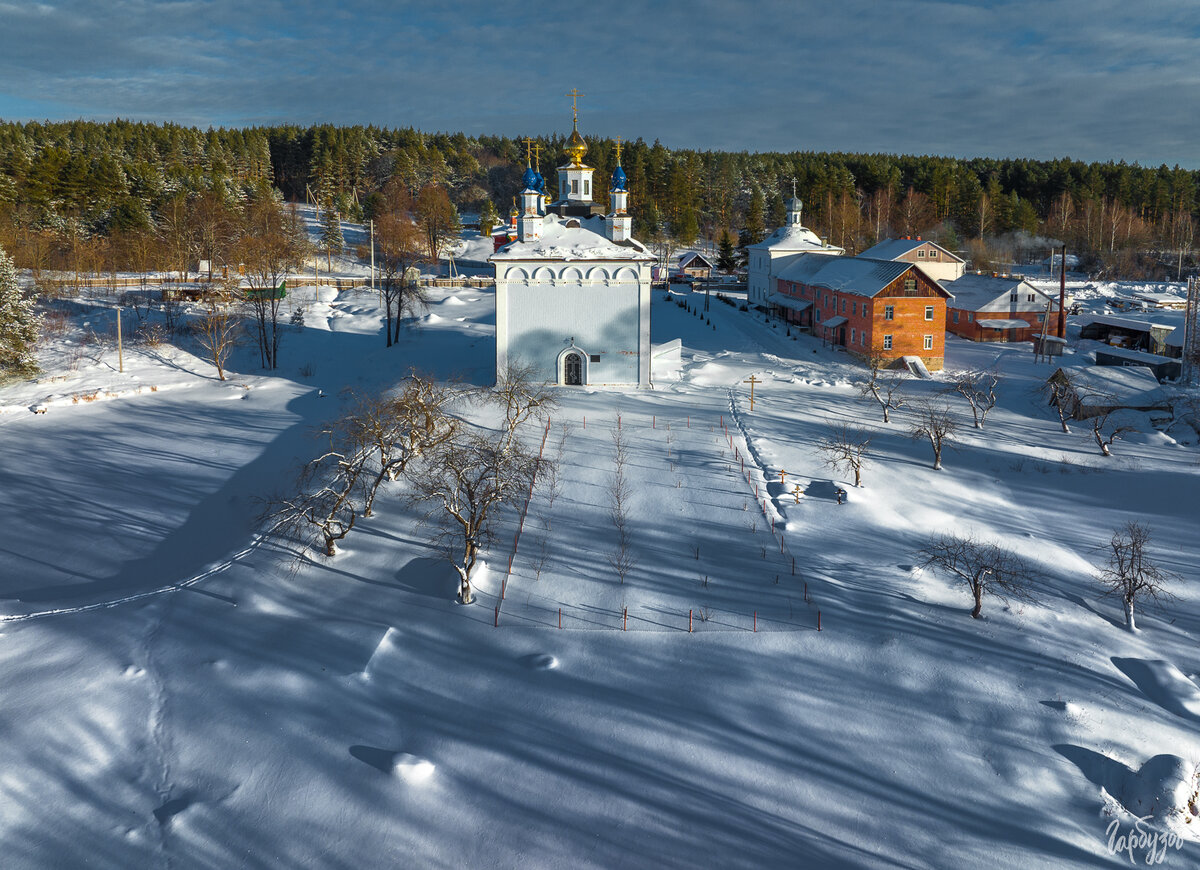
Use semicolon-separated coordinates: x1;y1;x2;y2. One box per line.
490;95;654;387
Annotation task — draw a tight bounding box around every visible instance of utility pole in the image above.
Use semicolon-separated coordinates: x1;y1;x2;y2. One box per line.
116;305;123;373
370;218;378;305
1057;243;1067;338
1184;277;1200;386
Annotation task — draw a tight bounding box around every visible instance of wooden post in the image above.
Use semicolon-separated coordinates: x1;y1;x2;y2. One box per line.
689;609;693;633
780;535;784;553
792;556;795;575
116;306;124;373
623;607;627;631
817;610;822;631
494;606;499;627
559;608;562;629
753;611;757;632
653;415;656;428
687;415;690;428
804;581;808;601
583;416;586;428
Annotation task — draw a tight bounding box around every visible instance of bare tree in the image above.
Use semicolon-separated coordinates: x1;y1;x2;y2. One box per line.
491;362;558;455
347;374;459;517
919;532;1039;619
414;184;461;262
1090;407;1135;457
908;401;957;470
194;278;244;381
407;425;540;604
858;353;907;423
950;370;1000;430
1096;522;1179;631
1044;370;1077;433
607;425;637;585
269;416;371;558
374;209;429;347
236;197;308;370
819;421;871;487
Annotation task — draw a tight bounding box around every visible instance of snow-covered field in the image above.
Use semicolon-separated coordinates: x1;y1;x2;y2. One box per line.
1;252;1198;867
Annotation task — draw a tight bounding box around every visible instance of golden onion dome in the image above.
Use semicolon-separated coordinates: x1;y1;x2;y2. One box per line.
564;127;588;166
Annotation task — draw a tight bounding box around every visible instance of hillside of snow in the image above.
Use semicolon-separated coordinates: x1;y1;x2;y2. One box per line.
0;266;1197;867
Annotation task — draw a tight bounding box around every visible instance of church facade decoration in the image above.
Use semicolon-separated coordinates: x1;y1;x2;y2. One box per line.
491;96;653;387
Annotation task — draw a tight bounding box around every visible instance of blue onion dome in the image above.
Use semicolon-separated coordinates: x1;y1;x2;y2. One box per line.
522;165;539;191
611;164;628;191
534;170;546;193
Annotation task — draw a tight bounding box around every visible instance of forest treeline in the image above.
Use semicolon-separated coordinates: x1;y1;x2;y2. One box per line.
0;118;1196;279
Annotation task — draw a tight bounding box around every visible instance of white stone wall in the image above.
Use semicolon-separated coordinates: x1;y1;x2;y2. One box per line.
495;261;651;386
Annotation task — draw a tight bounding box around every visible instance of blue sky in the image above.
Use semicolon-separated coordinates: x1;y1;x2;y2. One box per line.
0;0;1197;167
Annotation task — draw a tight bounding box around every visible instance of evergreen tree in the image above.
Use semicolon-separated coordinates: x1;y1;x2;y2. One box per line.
745;187;767;244
717;229;738;272
673;205;699;247
319;201;344;270
767;192;786;230
0;245;39;378
479;199;500;239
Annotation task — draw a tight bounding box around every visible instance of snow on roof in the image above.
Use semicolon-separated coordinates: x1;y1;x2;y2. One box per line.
943;274;1050;310
776;255;935;298
1078;314;1177;333
820;315;848;328
858;238;964;263
767;293;812;312
1093;346;1179;366
1130;290;1184;304
677;251;713;268
747;224;842;254
1064;365;1168;406
490;214;652;262
976;318;1033;329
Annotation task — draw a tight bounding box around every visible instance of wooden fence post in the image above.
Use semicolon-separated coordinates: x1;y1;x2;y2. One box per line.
689;609;693;633
623;607;628;631
817;610;822;631
494;606;499;627
753;611;757;632
558;608;562;629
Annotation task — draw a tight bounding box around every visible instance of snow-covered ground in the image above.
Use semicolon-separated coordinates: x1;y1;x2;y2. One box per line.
1;263;1198;867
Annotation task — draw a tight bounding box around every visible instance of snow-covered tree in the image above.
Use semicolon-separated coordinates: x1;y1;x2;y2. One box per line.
0;244;39;379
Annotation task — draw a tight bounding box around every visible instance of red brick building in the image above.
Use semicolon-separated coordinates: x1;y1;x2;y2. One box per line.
773;255;950;370
942;274;1058;342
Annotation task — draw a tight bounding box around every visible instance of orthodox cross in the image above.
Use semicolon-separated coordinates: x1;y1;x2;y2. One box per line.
792;483;803;503
534;142;542;167
791;177;798;198
523;137;534;165
780;468;787;486
566;88;584;123
615;135;623;165
744;374;761;410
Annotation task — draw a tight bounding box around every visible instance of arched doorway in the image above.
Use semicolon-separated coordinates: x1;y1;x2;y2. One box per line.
564;352;583;386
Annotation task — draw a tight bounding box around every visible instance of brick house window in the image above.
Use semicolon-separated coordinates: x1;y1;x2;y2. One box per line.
841;299;847;313
905;278;917;295
967;313;973;321
924;335;933;351
1037;313;1045;322
884;305;895;320
953;310;959;323
815;309;821;323
852;301;858;316
924;305;934;320
883;334;893;350
851;327;856;343
861;331;867;346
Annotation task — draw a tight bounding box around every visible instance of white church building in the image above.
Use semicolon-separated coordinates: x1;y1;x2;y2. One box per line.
746;194;842;310
491;113;654;387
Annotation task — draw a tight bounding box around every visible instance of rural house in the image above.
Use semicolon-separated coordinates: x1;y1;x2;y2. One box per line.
774;255;951;370
942;273;1058;342
858;237;966;283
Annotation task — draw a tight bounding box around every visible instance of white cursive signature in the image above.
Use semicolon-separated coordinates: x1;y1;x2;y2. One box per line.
1106;816;1184;865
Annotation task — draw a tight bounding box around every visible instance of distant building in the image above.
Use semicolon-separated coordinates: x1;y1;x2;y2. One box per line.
1049;366;1169;418
942;273;1058;342
774;255;951;370
676;252;713;280
858;238;966;283
491;111;653;387
746;196;842;309
1077;315;1179;356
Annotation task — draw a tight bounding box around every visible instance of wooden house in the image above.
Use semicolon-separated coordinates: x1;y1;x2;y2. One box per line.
858;237;966;283
774;255;950;370
676;252;714;280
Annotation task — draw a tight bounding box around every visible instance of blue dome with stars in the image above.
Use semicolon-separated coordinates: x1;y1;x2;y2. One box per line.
611;164;627;192
522;165;539;191
534;170;546;193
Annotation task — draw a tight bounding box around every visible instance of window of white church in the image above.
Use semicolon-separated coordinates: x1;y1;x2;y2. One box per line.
584;180;590;196
571;180;578;194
